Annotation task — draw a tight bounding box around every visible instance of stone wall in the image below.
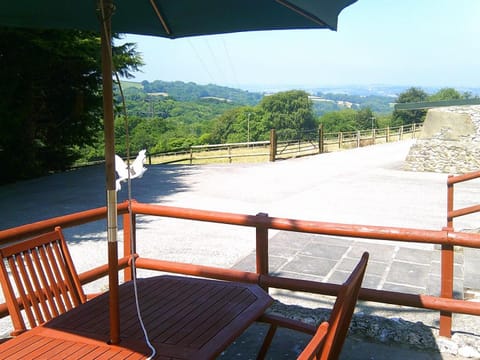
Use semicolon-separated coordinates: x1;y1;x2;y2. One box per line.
404;105;480;173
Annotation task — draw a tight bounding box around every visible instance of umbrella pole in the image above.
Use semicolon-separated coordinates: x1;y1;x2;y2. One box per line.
100;0;120;345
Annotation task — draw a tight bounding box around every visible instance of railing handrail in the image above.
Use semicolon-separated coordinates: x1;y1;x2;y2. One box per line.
447;170;480;185
2;199;478;249
129;202;480;248
191;140;269;149
446;170;480;228
0;202;130;245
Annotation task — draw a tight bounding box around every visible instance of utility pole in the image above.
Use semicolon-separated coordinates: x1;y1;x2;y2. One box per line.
247;112;251;146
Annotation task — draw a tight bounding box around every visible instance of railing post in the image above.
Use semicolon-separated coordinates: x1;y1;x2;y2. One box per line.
446;175;454;230
228;145;232;164
256;212;269;292
386;127;390;143
372;128;376;145
123;207;136;282
412;123;417;139
399;125;404;140
269;129;277;162
338;132;342;150
318;124;324;154
189;148;193;165
356;130;361;148
440;231;454;338
440;175;455;337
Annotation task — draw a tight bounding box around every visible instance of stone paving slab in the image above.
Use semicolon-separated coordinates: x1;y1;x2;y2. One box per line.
463;248;480;290
233;231;466;299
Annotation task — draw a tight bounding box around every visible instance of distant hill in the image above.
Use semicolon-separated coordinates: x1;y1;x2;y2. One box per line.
121;81;143;89
121;80;480;116
138;80;263;105
120;80;403;114
312;92;395;114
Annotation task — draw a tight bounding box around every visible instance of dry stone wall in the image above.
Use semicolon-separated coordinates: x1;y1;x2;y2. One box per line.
404;105;480;173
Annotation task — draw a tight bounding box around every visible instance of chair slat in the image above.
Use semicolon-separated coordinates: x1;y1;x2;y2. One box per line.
31;247;58;319
14;252;45;327
57;231;86;305
45;242;73;311
8;256;38;328
0;256;26;333
23;250;50;323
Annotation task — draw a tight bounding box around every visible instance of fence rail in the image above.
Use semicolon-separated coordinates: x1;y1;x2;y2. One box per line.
148;123;422;165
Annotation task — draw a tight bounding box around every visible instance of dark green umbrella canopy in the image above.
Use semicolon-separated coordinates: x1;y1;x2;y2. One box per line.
0;0;356;37
0;0;357;345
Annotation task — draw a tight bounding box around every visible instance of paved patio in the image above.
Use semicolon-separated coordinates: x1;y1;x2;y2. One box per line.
1;140;479;358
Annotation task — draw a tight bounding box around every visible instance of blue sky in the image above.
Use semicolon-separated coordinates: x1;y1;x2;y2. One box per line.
119;0;480;91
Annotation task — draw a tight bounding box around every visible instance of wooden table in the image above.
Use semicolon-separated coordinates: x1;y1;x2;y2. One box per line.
0;275;273;359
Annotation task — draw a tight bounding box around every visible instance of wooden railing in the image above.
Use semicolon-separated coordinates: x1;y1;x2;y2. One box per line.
189;141;270;164
320;123;421;153
74;124;422;168
440;170;480;335
1;194;479;338
145;123;422;165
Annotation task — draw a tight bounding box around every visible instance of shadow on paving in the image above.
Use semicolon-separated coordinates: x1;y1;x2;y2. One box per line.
219;321;445;359
0;164;198;244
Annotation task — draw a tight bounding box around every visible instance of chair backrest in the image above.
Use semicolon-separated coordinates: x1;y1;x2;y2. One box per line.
298;251;369;360
0;226;86;336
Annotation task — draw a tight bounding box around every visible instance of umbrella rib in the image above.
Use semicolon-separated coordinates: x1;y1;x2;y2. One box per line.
149;0;171;35
275;0;331;29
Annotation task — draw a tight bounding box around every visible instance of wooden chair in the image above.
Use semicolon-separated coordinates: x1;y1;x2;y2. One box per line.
258;252;369;360
0;226;86;336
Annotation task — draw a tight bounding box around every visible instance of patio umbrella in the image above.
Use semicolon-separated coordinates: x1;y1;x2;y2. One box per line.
0;0;357;344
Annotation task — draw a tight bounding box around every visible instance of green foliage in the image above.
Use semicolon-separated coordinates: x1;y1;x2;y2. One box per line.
392;87;429;125
356;108;376;130
210;107;259;143
259;90;317;140
319;109;358;133
319;107;378;134
141;80;262;105
392;87;473;126
112;91;238;156
428;87;462;101
0;28;142;183
209;90;318;143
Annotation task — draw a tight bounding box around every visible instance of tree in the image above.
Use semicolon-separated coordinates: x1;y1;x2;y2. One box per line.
428;87;462;101
356;107;376;130
0;28;142;183
392;87;428;126
319;109;357;133
210;108;246;143
259;90;316;140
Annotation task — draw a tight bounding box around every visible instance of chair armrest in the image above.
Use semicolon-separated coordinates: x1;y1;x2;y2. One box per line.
297;322;329;360
258;313;317;335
